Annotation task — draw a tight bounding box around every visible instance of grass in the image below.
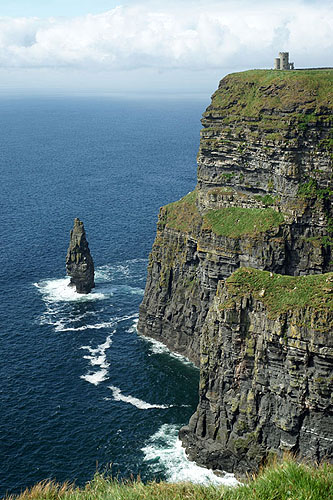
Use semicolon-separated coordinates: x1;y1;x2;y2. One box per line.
205;69;333;139
253;195;276;207
210;69;333;118
5;458;333;500
160;194;285;238
297;178;333;199
203;207;284;238
160;190;202;233
225;267;333;318
319;130;333;152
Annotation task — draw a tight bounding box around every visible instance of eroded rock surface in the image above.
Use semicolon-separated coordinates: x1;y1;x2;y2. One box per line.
138;69;333;470
180;268;333;473
66;218;95;294
139;70;333;364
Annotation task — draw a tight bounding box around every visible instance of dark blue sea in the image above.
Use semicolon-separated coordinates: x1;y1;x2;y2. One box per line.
0;96;237;497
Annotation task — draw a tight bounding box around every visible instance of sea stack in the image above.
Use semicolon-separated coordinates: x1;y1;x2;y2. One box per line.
66;218;95;294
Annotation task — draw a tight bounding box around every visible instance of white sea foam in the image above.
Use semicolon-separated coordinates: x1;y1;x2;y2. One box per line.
65;311;99;322
80;334;113;357
97;284;144;296
95;264;130;281
94;267;113;282
80;369;109;386
80;334;113;384
34;278;107;303
140;336;197;368
126;317;139;333
125;286;144;296
109;386;172;410
142;424;240;486
55;321;115;332
39;312;58;326
83;354;109;368
95;259;147;283
112;312;139;325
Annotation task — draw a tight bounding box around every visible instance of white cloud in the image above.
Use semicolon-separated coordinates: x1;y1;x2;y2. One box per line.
0;1;331;71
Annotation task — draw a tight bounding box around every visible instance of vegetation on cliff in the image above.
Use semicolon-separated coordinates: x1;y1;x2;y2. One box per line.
209;69;333;130
159;191;201;233
5;459;333;500
225;267;333;319
139;68;333;473
160;191;285;238
203;207;284;238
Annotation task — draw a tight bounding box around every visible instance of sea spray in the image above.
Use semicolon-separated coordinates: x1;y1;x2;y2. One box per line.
142;424;239;486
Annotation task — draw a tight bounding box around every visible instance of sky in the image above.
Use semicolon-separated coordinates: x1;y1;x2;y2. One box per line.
0;0;331;95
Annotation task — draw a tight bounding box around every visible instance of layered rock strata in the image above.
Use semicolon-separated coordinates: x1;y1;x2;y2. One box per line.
139;69;333;365
180;268;333;473
138;69;333;470
66;218;95;294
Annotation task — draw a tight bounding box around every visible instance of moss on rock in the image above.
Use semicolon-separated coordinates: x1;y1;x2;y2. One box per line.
225;267;333;319
203;207;284;238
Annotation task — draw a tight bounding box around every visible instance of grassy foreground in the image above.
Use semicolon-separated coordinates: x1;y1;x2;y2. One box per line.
5;458;333;500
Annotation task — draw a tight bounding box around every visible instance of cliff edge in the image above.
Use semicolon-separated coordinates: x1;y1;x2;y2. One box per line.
138;69;333;471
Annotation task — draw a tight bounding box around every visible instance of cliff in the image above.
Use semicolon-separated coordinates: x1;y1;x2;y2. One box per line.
138;69;333;471
66;218;95;294
180;268;333;473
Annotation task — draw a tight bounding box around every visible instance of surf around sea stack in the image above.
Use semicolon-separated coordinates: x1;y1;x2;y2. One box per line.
66;218;95;294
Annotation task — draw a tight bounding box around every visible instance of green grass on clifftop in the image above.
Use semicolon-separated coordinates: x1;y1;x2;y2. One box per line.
226;267;333;319
203;207;284;238
210;69;333;118
5;458;333;500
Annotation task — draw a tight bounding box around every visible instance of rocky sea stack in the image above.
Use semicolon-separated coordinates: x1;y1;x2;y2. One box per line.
66;218;95;294
138;69;333;473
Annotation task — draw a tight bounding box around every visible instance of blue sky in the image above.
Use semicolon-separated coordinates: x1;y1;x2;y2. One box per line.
0;0;331;95
0;0;321;17
0;1;123;17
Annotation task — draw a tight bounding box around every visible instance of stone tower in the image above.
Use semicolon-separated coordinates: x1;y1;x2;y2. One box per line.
274;52;294;70
279;51;289;69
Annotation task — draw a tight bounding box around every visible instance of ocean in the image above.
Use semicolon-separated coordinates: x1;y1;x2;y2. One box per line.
0;95;237;496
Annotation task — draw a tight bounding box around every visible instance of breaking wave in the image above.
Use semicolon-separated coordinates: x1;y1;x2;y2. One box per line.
142;424;239;486
126;317;139;334
141;335;196;368
55;321;115;332
109;386;173;410
81;370;109;386
34;277;107;302
80;334;114;385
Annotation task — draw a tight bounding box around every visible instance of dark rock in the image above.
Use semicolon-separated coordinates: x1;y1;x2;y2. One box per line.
66;218;95;294
139;70;333;364
138;69;333;471
180;271;333;473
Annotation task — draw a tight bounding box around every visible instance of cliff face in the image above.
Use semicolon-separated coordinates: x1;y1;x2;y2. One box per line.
66;218;95;294
138;69;333;469
138;192;290;364
180;268;333;473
